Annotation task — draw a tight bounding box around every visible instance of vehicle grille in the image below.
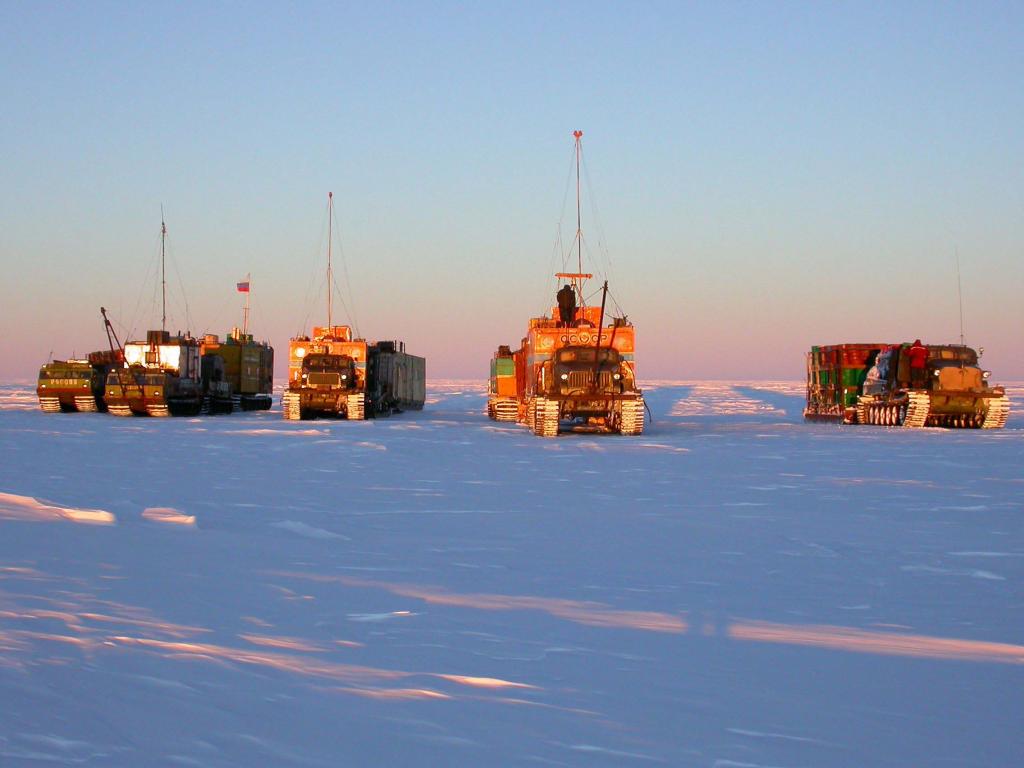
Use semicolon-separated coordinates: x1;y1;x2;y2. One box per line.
566;371;614;389
308;372;341;387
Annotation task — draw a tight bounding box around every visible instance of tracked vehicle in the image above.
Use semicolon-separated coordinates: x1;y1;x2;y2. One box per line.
283;327;424;420
490;282;643;437
36;350;122;413
487;131;644;437
200;327;275;412
103;324;204;417
282;192;425;421
805;342;1009;429
487;345;519;422
100;215;206;417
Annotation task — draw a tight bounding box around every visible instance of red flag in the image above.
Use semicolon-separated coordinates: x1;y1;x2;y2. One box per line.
236;281;250;293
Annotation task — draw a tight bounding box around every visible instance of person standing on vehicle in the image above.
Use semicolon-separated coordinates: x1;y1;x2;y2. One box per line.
908;339;928;388
557;284;577;327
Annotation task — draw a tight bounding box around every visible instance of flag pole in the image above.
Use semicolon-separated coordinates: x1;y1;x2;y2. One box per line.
243;273;250;336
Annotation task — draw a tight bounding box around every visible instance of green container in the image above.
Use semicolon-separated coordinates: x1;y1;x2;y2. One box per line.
495;358;515;376
842;368;867;387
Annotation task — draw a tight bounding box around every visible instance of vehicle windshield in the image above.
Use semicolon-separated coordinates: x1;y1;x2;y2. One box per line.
303;354;353;371
555;347;620;365
106;370;142;385
927;346;978;365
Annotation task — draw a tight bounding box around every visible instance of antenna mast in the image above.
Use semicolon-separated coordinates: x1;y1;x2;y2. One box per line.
327;192;333;331
573;130;583;286
955;248;965;346
160;206;167;333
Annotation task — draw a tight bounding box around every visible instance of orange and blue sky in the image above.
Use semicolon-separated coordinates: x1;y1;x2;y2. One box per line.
1;2;1021;380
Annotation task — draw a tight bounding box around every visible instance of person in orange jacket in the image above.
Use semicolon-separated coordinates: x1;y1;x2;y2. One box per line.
908;339;928;388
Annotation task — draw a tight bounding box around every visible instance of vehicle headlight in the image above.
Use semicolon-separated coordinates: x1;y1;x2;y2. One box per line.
983;371;991;379
301;373;307;379
341;374;347;380
295;347;306;358
933;370;940;377
560;373;568;380
613;373;621;380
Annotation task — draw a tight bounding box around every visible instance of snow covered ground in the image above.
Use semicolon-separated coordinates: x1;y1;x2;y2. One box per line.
1;381;1022;767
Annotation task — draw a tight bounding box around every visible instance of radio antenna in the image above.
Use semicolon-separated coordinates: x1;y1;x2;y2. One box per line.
160;206;167;333
955;247;965;346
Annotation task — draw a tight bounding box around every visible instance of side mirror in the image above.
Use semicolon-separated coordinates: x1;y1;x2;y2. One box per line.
978;347;984;357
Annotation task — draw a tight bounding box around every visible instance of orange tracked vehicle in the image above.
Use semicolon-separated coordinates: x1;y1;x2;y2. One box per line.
282;327;423;420
282;193;425;420
487;131;644;437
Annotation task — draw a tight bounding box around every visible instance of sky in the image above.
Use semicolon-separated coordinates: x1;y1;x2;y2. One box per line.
1;1;1022;381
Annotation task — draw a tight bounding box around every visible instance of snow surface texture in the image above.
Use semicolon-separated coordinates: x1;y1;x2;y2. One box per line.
0;381;1021;767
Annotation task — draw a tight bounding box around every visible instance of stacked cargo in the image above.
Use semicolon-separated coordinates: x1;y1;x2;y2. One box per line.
805;343;879;423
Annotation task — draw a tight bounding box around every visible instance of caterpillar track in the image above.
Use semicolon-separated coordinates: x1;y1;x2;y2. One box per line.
928;413;984;428
282;391;302;420
524;397;536;431
146;404;170;417
857;397;907;426
618;397;645;435
39;397;61;413
532;397;559;437
488;399;518;422
856;396;870;426
346;393;366;421
857;391;1008;430
108;404;133;417
901;392;930;428
73;396;98;412
982;395;1010;429
243;393;273;411
855;393;927;427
